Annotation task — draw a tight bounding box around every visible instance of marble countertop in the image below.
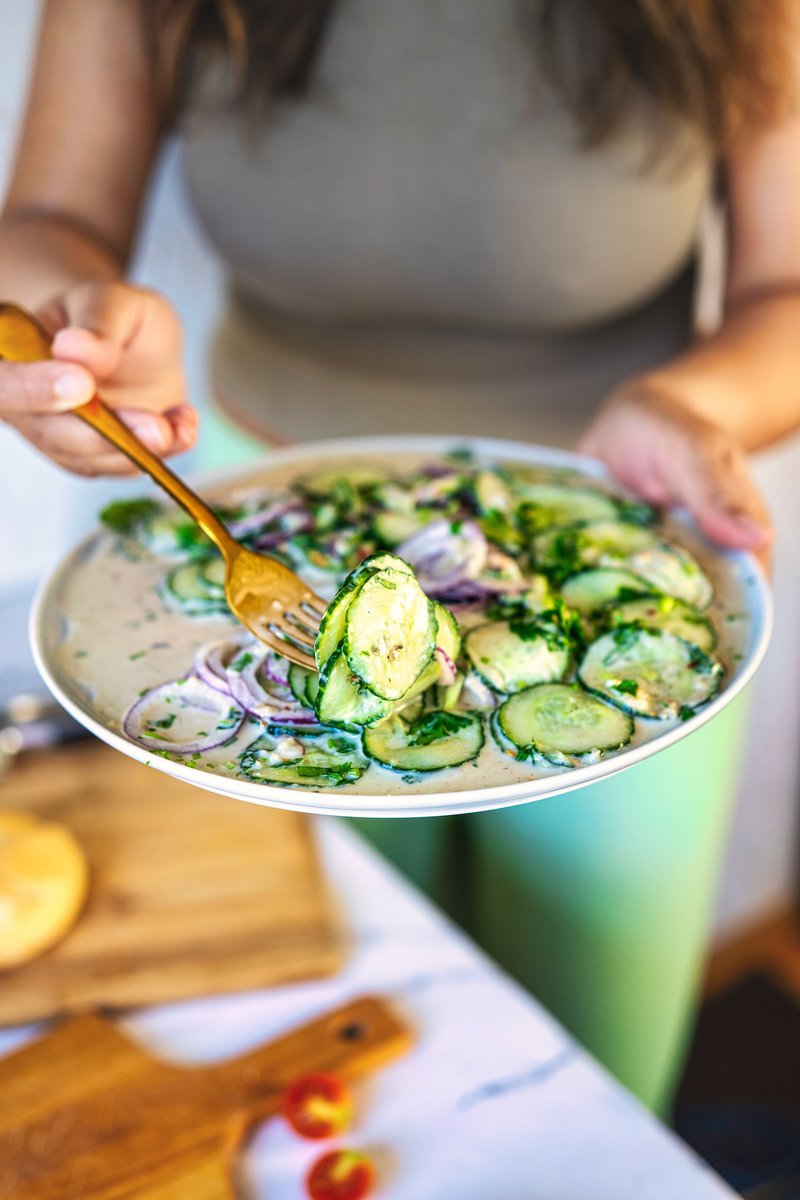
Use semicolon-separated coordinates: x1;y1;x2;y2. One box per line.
0;817;736;1199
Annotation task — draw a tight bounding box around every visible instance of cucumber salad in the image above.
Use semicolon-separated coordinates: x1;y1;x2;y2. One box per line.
101;452;726;791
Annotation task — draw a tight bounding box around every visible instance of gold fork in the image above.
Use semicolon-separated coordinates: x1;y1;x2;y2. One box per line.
0;303;325;670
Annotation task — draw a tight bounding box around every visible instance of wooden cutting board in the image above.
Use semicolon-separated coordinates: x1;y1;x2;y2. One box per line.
0;742;343;1026
0;994;412;1199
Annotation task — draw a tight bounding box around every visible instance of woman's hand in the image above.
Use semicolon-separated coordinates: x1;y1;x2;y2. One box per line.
579;380;773;558
0;282;197;475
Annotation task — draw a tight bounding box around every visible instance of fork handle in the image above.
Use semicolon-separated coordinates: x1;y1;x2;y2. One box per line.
77;396;237;558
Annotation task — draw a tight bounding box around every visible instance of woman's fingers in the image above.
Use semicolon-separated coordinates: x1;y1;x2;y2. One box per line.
580;386;773;567
1;284;193;478
10;404;197;471
671;430;772;551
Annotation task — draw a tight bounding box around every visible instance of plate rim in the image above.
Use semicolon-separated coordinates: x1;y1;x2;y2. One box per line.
30;434;773;818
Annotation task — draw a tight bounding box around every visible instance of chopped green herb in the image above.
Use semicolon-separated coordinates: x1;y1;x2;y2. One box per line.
100;497;161;534
328;736;355;754
229;652;254;673
129;650;147;661
446;447;475;464
617;586;650;604
515;745;538;763
615;498;657;527
152;714;177;729
678;705;695;722
407;710;472;747
613;679;639;696
295;760;360;785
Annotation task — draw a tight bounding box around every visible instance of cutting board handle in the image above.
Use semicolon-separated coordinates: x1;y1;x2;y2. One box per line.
207;995;412;1109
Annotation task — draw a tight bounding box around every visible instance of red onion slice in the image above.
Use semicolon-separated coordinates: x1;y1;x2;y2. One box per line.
476;548;528;594
226;499;298;539
123;676;245;753
434;647;459;686
194;637;293;714
397;518;487;593
193;635;248;695
268;711;327;734
225;645;295;717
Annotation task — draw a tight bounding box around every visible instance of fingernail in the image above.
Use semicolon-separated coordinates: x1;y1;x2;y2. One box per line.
53;371;93;406
130;415;170;453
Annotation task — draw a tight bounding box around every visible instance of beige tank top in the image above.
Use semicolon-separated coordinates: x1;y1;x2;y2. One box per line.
181;0;712;447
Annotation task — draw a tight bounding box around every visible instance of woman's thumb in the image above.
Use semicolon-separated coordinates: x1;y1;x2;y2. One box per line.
0;359;95;415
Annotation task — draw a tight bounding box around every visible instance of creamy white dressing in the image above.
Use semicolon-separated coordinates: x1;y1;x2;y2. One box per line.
45;452;754;799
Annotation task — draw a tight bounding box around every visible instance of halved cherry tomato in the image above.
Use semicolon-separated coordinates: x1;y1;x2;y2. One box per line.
306;1149;374;1200
281;1073;353;1140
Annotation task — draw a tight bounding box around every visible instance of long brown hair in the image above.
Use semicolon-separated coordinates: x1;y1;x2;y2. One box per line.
143;0;795;148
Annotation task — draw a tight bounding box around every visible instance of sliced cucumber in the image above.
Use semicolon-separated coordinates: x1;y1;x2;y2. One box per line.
162;561;229;616
433;601;462;661
143;509;212;557
314;647;390;727
607;595;716;653
287;532;366;575
301;464;389;497
517;485;618;533
522;574;556;614
578;626;723;720
473;469;513;515
437;675;465;711
390;599;460;709
487;575;555;622
239;740;366;787
199;556;226;593
315;557;414;670
350;551;415;582
465;621;570;694
498;683;633;767
386;600;461;718
305;670;321;709
396;694;425;724
315;571;370;670
370;481;415;513
560;568;652;615
489;709;516;757
345;569;436;700
288;662;315;708
628;545;714;611
373;511;427;547
363;711;484;773
533;519;658;575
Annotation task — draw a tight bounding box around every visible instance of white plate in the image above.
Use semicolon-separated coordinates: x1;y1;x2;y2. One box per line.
31;435;772;818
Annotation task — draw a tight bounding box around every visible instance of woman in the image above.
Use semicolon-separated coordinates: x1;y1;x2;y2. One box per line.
1;0;799;1114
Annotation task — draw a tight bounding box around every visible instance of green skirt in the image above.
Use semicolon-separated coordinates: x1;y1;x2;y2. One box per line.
352;694;749;1116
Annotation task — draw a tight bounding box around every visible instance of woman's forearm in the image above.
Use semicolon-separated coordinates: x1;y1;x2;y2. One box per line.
0;212;123;310
633;288;800;452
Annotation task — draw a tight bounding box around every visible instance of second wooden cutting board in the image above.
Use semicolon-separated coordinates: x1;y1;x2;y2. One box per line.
0;742;343;1026
0;995;412;1200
